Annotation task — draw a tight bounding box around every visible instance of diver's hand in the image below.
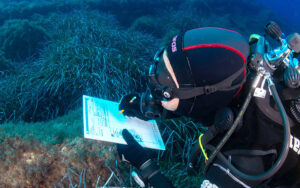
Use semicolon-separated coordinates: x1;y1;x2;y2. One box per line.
119;93;149;121
117;129;149;168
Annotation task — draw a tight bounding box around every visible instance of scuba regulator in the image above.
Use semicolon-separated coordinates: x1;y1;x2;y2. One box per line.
139;47;170;120
188;21;300;181
249;21;300;87
140;87;167;119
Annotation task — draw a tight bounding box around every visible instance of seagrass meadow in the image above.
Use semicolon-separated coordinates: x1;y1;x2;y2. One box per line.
0;0;299;187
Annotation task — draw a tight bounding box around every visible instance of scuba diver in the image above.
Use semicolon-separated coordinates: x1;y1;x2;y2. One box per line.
117;24;300;188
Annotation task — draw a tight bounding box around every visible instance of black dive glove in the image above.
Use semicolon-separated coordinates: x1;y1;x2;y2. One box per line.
119;93;149;121
117;129;150;168
117;129;175;188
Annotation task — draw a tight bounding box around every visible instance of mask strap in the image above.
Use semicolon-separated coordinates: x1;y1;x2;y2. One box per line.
171;65;246;99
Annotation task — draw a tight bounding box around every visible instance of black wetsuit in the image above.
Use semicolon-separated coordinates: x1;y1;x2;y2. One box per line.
148;90;300;188
206;98;300;188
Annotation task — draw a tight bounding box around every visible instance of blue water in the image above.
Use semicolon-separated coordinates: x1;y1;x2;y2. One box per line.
255;0;300;27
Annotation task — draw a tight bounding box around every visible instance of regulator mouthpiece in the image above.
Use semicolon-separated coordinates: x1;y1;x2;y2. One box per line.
140;88;164;119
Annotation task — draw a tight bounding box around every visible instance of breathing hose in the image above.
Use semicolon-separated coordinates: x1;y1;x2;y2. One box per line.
205;76;291;181
203;75;257;174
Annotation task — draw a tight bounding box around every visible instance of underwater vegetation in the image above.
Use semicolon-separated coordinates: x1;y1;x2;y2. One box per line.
0;19;49;61
0;108;126;187
0;0;290;124
0;0;299;187
0;10;157;123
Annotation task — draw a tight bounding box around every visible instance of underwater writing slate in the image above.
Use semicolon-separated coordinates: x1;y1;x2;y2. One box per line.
82;95;165;150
